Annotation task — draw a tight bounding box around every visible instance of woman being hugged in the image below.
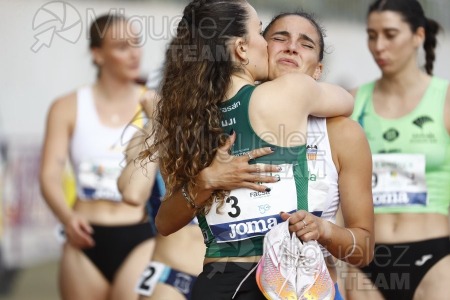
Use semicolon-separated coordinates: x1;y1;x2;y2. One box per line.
143;0;358;298
348;0;450;299
39;14;155;300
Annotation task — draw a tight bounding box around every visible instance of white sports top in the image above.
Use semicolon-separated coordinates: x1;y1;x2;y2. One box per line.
70;86;141;202
307;116;339;257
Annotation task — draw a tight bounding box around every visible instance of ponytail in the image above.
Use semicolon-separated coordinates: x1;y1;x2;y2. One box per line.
423;18;441;75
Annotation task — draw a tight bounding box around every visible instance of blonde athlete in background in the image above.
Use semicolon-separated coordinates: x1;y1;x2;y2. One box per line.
347;0;450;299
39;14;155;300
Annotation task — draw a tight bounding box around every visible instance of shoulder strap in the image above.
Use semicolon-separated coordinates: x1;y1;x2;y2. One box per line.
294;147;309;211
131;85;151;129
351;81;375;128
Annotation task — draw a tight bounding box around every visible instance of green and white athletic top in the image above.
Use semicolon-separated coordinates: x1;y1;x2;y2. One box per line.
198;85;339;258
352;77;450;215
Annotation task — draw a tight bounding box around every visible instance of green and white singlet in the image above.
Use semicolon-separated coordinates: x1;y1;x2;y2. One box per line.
198;85;338;258
352;77;450;215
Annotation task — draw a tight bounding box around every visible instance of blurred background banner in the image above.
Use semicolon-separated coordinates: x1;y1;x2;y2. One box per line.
0;139;60;269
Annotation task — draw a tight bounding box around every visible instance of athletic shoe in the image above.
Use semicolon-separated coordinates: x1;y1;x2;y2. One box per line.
256;220;335;299
296;240;335;299
256;219;298;299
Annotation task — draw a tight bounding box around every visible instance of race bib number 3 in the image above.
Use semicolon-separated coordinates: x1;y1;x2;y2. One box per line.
372;154;428;207
205;164;298;243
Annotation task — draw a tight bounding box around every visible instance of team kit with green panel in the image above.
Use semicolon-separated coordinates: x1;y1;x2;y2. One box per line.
192;85;342;299
352;77;450;300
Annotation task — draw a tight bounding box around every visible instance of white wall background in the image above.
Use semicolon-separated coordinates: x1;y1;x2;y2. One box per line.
0;0;449;141
0;0;183;140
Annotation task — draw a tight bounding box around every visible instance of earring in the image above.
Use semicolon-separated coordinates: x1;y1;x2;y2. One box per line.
313;69;321;80
242;57;249;66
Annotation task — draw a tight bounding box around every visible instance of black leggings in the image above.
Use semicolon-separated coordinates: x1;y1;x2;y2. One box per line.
191;262;266;300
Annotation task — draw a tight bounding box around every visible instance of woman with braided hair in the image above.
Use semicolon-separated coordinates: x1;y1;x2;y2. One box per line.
348;0;450;299
141;0;355;298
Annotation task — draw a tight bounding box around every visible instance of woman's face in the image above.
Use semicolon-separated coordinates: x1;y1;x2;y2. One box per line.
93;20;142;81
367;11;422;75
242;3;268;81
265;15;323;81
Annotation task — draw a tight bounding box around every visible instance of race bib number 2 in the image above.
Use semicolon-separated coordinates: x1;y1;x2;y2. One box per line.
135;262;166;296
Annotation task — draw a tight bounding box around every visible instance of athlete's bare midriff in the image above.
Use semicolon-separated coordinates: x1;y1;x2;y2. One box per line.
203;255;261;265
73;198;146;225
374;213;450;243
153;225;205;275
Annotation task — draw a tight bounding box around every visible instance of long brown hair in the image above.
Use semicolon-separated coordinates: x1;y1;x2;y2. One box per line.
141;0;249;212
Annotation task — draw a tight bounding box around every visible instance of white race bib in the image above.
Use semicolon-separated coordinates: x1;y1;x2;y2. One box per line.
372;154;428;207
135;262;167;296
78;159;122;201
205;164;298;243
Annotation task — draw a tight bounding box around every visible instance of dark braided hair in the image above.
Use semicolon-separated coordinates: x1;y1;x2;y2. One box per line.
368;0;442;75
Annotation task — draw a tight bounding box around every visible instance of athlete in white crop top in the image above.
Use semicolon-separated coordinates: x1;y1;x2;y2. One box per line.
39;14;155;300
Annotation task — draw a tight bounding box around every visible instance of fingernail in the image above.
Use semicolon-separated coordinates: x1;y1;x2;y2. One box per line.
270;147;276;152
265;187;271;192
229;129;235;135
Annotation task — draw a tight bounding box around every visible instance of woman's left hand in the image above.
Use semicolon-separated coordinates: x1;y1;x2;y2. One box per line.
280;210;328;242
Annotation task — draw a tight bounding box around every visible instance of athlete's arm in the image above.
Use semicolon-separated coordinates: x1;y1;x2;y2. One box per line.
325;117;374;266
281;117;374;266
39;94;94;248
40;95;76;225
118;123;158;206
309;81;354;117
261;73;354;119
